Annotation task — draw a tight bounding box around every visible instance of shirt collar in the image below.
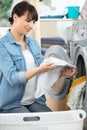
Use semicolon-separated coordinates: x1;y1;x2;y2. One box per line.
6;30;16;44
6;30;30;45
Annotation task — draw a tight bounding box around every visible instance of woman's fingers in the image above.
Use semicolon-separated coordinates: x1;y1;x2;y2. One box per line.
61;67;77;77
39;62;57;72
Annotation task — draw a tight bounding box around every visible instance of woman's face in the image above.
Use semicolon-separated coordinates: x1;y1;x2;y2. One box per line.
13;11;35;35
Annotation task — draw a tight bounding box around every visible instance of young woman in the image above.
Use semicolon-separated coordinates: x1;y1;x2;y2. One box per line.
0;1;76;113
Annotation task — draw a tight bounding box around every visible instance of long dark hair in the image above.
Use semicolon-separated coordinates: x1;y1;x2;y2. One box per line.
9;1;38;24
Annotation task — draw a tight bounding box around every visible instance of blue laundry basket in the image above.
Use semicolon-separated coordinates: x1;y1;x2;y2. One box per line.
66;6;80;19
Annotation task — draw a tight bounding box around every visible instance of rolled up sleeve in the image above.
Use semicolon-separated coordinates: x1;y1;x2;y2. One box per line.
19;71;27;84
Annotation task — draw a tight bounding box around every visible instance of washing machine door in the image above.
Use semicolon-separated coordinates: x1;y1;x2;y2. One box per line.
73;45;87;77
69;20;87;61
73;45;87;113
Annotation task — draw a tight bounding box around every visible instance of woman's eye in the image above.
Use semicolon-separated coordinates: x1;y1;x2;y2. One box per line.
26;19;35;24
26;19;31;22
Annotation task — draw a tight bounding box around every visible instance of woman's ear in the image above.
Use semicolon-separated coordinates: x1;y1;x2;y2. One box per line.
13;14;18;22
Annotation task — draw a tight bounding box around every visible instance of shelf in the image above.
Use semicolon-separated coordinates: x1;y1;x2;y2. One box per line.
40;18;82;21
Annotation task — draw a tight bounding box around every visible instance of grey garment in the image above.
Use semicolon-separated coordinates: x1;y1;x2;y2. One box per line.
44;45;71;100
48;77;71;100
44;45;69;62
0;101;51;113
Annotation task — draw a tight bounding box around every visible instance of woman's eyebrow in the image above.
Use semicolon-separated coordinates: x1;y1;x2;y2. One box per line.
26;16;32;20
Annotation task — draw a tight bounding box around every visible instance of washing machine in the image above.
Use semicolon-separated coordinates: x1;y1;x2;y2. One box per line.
69;20;87;113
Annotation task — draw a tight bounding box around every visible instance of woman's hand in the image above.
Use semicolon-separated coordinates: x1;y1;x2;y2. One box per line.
26;62;57;80
37;62;57;73
60;67;77;77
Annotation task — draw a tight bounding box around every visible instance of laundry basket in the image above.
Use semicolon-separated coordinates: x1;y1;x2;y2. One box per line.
66;6;80;19
0;110;86;130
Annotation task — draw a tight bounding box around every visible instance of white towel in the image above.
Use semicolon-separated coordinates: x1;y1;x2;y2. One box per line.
35;57;76;98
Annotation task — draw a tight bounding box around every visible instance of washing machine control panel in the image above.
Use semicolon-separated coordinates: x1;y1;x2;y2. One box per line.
70;20;87;42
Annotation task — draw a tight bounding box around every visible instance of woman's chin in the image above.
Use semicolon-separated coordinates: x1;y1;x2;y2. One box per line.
24;32;29;35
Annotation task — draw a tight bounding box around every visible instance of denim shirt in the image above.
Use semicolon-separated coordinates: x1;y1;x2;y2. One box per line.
0;30;46;110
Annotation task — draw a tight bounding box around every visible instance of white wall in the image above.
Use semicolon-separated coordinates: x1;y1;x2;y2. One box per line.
50;0;86;11
10;0;22;12
40;19;74;42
